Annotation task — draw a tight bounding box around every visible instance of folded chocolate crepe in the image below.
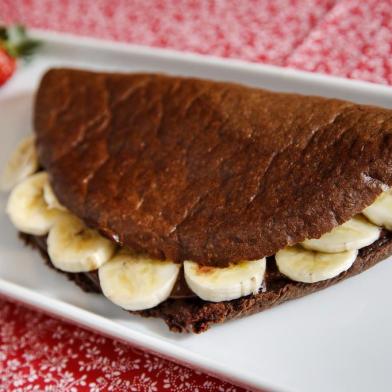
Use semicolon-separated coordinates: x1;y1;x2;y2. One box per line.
4;68;392;332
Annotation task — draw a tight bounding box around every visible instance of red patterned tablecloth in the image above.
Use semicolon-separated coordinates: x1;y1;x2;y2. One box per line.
0;1;392;391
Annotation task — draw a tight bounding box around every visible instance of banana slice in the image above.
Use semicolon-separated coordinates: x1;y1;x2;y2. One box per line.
276;246;357;283
301;215;380;253
98;251;180;311
6;172;62;235
48;214;116;272
363;191;392;231
183;259;266;302
43;181;67;211
1;135;39;191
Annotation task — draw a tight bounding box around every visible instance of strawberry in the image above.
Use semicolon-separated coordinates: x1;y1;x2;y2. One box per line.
0;48;16;86
0;25;40;86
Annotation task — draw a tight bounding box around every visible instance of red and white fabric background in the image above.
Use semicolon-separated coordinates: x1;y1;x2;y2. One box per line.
0;0;392;391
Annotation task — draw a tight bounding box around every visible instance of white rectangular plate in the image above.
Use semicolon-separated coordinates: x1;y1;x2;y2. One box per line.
1;30;392;392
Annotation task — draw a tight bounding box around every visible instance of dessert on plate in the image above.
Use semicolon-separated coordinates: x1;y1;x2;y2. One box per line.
2;68;392;332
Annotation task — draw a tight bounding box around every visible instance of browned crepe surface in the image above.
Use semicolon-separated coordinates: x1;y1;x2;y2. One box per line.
35;69;392;266
20;232;392;333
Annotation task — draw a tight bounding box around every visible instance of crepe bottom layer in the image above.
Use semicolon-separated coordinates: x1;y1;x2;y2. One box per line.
20;231;392;333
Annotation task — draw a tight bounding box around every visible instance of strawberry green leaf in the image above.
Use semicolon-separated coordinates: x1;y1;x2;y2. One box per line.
0;27;7;41
0;24;41;59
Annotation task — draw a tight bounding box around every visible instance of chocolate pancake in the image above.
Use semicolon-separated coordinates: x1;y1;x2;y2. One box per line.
18;68;392;333
35;69;392;266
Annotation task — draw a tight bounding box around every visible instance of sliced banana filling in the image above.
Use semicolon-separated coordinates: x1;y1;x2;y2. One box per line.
2;138;392;310
48;214;116;273
6;172;64;235
363;190;392;231
1;136;38;192
98;251;180;311
301;215;381;253
184;259;266;302
276;246;358;284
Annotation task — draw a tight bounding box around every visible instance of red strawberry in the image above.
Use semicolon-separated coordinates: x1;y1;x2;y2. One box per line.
0;48;16;86
0;25;40;86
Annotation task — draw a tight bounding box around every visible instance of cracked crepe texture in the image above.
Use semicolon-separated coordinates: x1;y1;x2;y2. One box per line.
35;69;392;266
